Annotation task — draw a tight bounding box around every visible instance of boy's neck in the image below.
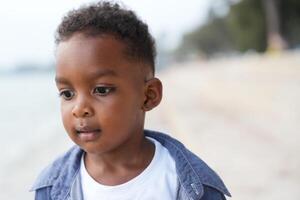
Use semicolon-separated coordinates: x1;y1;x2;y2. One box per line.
84;132;155;186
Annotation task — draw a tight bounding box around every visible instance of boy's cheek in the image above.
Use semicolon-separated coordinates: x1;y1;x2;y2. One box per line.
60;106;72;130
60;102;72;115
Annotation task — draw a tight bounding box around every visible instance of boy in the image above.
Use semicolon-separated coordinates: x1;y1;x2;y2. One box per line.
31;1;231;199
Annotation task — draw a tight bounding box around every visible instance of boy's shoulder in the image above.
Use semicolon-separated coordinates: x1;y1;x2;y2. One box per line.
30;145;83;192
145;130;231;199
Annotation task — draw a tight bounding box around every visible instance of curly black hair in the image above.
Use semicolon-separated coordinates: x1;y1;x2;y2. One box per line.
55;1;156;74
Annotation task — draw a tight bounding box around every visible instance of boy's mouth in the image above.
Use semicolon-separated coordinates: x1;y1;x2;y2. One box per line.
75;126;101;141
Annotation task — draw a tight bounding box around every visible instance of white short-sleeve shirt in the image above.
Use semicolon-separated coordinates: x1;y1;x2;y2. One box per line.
80;137;178;200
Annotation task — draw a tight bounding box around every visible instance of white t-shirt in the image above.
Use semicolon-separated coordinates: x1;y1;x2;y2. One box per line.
80;137;178;200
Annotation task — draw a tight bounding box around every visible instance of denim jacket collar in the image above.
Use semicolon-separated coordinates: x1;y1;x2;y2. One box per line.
30;145;83;199
145;131;231;199
31;130;230;199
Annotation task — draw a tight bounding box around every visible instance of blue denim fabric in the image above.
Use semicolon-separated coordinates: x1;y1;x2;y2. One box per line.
31;130;231;200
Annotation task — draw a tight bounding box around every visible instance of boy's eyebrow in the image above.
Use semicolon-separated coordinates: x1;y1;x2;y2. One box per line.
55;76;69;84
55;68;118;84
90;68;118;79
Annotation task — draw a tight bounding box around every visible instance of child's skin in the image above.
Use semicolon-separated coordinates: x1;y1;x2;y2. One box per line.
55;33;162;186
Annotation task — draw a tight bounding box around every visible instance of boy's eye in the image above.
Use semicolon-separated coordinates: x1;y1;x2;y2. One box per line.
59;90;75;100
93;86;114;96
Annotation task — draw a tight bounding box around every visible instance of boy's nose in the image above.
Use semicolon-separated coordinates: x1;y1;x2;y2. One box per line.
72;98;94;118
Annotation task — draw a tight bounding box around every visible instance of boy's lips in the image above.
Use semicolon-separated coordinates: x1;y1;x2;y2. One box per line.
75;126;101;141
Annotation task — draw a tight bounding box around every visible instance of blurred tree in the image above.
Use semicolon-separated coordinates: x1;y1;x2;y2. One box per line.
176;0;300;59
227;0;267;52
262;0;287;51
280;0;300;48
175;10;234;60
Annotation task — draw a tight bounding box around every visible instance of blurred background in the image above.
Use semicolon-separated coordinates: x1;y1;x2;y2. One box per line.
0;0;299;199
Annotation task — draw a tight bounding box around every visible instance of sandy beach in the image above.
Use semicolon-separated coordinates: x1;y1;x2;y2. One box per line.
1;51;299;199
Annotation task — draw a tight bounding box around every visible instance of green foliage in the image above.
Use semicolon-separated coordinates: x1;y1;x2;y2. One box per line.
186;16;234;55
175;11;234;59
177;0;300;58
281;0;300;48
227;0;267;52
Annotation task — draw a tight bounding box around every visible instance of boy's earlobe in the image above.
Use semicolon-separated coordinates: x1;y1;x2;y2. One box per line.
142;78;163;111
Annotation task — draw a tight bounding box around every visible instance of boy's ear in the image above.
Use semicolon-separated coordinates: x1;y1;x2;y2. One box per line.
142;78;163;111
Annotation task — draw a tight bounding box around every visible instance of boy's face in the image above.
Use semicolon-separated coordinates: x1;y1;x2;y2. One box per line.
55;34;149;154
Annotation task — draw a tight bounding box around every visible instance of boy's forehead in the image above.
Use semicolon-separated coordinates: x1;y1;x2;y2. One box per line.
57;33;126;57
56;33;152;80
57;34;130;68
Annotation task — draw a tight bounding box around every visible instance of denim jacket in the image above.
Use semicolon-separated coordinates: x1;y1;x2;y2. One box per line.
31;130;231;200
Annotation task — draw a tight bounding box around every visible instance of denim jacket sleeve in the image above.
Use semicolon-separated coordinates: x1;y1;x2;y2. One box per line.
177;184;227;200
34;187;52;200
201;186;227;200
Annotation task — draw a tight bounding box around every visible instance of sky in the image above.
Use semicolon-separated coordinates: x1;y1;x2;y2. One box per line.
0;0;212;69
